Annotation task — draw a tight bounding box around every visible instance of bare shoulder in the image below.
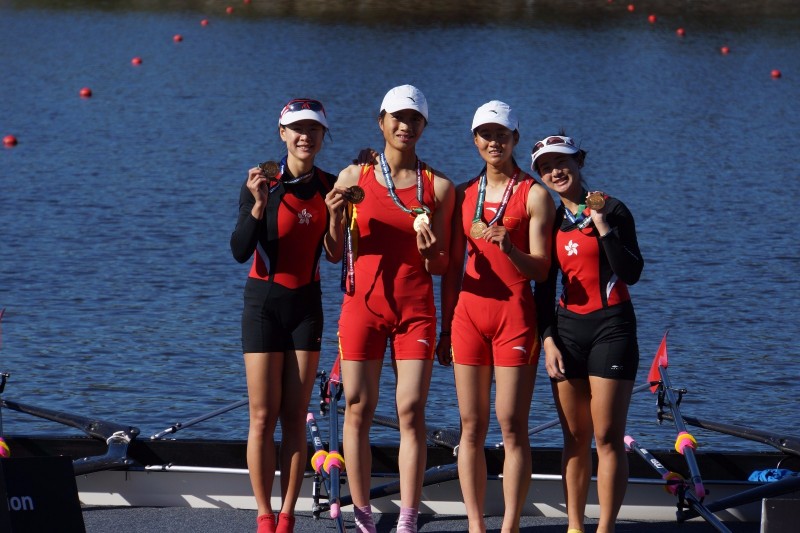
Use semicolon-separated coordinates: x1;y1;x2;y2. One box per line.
337;164;363;188
527;176;555;214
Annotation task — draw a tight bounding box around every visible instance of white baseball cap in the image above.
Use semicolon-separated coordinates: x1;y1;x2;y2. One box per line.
380;85;428;122
471;100;519;132
278;98;329;129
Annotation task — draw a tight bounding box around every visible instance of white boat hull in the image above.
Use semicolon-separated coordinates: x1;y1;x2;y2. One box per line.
75;467;766;521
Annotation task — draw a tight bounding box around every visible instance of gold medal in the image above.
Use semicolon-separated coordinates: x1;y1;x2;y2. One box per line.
413;213;430;232
586;191;605;210
258;160;279;179
342;185;365;204
470;221;488;239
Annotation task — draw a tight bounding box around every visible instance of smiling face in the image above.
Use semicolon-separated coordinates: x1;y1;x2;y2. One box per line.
379;109;426;151
473;123;518;167
535;152;584;199
279;119;325;164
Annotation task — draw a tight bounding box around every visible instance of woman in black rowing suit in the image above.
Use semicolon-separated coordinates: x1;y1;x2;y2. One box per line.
532;133;644;533
230;98;342;533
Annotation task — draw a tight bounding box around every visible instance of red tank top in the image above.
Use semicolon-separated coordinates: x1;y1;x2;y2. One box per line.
348;163;436;299
461;174;535;296
555;223;631;313
248;182;328;288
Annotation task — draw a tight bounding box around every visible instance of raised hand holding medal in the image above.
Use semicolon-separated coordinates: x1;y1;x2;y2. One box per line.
586;191;606;210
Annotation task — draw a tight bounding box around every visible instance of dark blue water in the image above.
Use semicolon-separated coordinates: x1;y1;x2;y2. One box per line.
1;2;798;452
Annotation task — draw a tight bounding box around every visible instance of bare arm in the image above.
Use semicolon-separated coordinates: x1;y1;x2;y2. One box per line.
323;165;361;263
436;184;467;366
483;181;554;281
419;172;455;275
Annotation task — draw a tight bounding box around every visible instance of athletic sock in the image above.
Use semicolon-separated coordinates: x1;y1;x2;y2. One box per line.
396;506;418;533
354;505;376;533
275;513;295;533
256;513;277;533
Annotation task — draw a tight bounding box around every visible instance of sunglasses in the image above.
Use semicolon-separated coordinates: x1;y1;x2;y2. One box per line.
531;135;576;154
280;98;327;118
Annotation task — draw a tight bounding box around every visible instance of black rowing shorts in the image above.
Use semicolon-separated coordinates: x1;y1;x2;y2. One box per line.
241;278;323;353
553;300;639;380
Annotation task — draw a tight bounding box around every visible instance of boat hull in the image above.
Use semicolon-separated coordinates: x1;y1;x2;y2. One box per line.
8;436;800;522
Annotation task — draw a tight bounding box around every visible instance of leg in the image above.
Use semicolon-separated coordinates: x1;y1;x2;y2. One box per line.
394;358;434;509
278;349;321;515
340;358;383;508
551;378;593;533
244;352;284;517
494;365;536;533
454;363;493;533
589;377;634;533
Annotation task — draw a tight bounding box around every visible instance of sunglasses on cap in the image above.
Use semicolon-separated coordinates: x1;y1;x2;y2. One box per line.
280;98;327;118
531;135;577;154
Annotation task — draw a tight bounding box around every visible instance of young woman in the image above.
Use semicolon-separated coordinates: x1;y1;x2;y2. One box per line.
436;101;554;533
230;98;342;533
327;84;454;533
531;134;644;533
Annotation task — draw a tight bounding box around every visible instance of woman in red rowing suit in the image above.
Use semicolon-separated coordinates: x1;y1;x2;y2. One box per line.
230;98;342;533
436;101;554;532
531;133;644;533
326;85;454;533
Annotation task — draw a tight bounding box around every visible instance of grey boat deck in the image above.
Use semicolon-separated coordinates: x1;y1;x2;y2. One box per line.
81;507;758;532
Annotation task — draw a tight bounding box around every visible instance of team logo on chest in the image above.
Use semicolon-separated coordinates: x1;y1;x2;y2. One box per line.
565;239;578;256
298;209;312;225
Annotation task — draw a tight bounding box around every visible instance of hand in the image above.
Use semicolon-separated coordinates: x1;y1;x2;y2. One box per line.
436;335;452;367
482;225;512;254
247;166;269;205
325;187;348;225
416;220;439;260
352;147;379;165
544;343;566;381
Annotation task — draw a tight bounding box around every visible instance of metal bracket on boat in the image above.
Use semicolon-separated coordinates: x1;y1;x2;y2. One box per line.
73;429;138;476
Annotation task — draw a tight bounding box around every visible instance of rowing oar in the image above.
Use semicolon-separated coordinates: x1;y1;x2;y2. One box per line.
150;398;248;440
659;412;800;458
307;411;345;533
677;472;800;522
649;332;708;500
625;434;732;532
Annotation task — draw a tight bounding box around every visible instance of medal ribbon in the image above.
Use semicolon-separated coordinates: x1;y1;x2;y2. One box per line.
471;167;521;227
378;153;430;216
269;155;315;193
341;206;356;295
563;190;593;229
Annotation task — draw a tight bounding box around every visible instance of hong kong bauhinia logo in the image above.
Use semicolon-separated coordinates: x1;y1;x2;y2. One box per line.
298;209;312;225
565;240;578;256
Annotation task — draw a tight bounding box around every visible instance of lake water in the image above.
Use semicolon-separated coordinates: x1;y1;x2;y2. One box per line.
1;1;798;453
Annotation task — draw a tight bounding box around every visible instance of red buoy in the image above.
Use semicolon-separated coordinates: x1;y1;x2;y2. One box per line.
131;57;143;66
676;27;686;37
648;14;657;24
627;4;635;12
79;87;92;98
771;69;782;79
226;6;234;14
3;135;18;147
201;19;209;26
173;34;183;42
720;46;730;55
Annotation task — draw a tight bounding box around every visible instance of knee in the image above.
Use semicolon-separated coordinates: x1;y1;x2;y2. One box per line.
344;400;376;431
396;398;426;429
459;415;489;446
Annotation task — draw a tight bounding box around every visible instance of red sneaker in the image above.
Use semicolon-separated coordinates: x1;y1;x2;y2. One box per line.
256;513;276;533
275;513;296;533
